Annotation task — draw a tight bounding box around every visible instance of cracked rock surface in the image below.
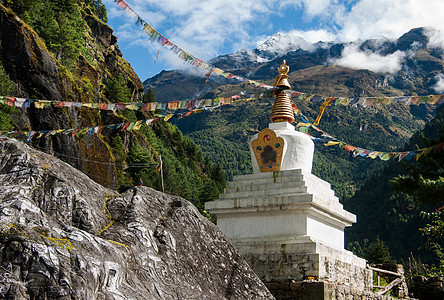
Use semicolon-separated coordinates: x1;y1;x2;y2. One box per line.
0;137;274;299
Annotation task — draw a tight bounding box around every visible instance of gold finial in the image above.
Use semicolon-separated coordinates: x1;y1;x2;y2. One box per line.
270;60;294;123
273;60;291;90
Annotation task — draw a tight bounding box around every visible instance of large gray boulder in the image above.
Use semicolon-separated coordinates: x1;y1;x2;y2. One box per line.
0;137;274;299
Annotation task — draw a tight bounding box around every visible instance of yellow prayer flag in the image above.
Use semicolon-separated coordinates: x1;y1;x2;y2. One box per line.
125;103;136;110
416;147;433;160
164;114;174;122
324;141;340;146
34;101;46;109
168;101;179;110
132;120;144;131
313;97;334;126
368;151;382;159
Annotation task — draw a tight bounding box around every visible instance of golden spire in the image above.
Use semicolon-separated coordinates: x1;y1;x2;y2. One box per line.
270;60;294;123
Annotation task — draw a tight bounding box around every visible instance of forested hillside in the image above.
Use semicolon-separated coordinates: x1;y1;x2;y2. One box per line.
0;0;225;211
344;103;444;267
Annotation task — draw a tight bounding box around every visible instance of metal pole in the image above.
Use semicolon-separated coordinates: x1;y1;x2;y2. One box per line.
160;154;164;193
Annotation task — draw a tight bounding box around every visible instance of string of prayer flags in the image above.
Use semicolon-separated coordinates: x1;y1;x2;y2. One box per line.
0;118;160;142
0;91;274;113
304;123;444;163
287;92;444;107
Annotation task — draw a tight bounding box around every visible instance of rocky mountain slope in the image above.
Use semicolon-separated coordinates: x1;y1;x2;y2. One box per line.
0;137;273;299
0;0;142;184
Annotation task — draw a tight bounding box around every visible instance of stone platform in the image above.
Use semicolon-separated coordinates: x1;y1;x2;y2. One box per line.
205;169;373;292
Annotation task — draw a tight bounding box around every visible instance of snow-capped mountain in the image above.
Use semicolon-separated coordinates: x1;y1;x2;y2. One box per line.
255;32;318;59
209;32;320;70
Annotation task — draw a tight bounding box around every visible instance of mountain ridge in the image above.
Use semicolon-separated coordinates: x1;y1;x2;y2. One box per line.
144;27;444;102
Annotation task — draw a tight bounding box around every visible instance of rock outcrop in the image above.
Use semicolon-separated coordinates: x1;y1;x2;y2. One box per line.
0;137;273;299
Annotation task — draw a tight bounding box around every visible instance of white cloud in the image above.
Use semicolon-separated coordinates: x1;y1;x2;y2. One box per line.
285;29;336;44
330;44;406;74
335;0;444;42
424;28;444;49
432;74;444;94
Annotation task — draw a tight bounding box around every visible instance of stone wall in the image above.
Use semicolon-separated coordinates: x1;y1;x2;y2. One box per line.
240;246;372;291
264;280;390;300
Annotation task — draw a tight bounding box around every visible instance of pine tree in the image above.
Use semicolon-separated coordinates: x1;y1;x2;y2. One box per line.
105;74;132;102
145;88;156;103
366;236;392;264
0;64;14;95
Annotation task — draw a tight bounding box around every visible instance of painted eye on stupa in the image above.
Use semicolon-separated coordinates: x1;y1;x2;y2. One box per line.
275;143;280;148
257;146;262;151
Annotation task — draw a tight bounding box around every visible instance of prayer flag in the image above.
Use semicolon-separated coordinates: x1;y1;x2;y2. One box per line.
147;102;157;111
115;103;126;110
397;151;409;162
120;122;130;131
127;122;136;131
324;141;340;146
164;114;173;122
117;0;128;10
313;97;334;126
15;98;26;108
205;69;213;82
5;97;15;107
132;120;144;130
34;101;46;109
187;100;196;110
168;101;179;110
143;24;155;35
404;151;416;161
96;126;105;135
379;152;391;161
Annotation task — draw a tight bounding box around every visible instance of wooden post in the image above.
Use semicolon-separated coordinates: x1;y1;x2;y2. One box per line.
160;154;164;193
375;278;403;296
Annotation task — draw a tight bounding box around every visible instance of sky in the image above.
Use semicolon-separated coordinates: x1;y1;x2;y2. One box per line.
103;0;444;85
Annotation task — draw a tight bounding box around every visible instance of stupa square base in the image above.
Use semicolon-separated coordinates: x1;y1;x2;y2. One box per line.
235;239;372;291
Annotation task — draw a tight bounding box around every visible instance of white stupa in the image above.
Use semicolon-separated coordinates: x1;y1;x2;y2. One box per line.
205;61;372;293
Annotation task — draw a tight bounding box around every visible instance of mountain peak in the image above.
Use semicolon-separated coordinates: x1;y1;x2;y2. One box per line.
396;27;429;50
255;31;314;59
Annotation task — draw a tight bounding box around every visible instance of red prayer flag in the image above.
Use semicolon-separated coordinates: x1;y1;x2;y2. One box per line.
116;0;127;10
344;145;357;152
